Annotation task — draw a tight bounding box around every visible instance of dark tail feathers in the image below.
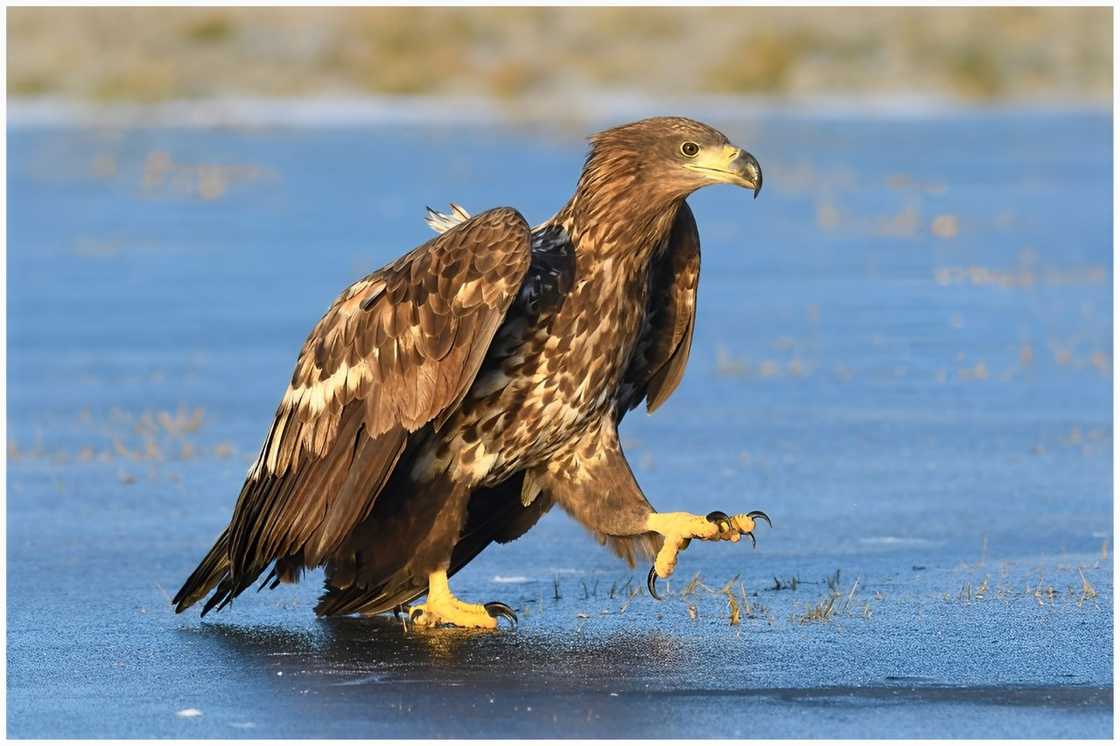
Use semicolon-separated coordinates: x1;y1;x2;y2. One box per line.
172;527;233;616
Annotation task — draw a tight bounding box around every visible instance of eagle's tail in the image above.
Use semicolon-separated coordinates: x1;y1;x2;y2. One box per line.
172;527;232;615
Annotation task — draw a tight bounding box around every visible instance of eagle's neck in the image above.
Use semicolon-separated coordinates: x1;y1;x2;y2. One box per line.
548;184;681;365
554;140;689;270
558;182;683;271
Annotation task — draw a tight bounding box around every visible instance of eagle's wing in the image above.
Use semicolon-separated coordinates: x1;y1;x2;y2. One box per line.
427;200;700;416
621;200;701;414
174;207;531;614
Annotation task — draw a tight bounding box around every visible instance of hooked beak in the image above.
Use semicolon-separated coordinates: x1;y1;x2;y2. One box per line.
684;145;763;199
731;149;763;199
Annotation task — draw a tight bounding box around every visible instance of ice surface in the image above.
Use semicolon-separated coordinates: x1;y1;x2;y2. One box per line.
7;108;1112;738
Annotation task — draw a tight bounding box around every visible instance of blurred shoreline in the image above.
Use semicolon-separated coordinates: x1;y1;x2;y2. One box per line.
7;93;1111;131
9;7;1111;113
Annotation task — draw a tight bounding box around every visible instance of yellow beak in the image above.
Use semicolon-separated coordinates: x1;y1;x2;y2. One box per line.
684;144;763;198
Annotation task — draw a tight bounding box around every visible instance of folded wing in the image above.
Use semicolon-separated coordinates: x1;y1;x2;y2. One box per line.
173;207;532;614
621;200;701;414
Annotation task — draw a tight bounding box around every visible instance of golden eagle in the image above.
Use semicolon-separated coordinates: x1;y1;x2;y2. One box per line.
174;117;768;629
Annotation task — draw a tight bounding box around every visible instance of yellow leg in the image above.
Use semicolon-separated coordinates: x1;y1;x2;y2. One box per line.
645;510;771;592
406;571;516;630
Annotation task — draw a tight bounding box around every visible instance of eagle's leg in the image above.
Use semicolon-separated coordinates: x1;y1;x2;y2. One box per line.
536;418;772;599
405;570;516;629
644;511;772;597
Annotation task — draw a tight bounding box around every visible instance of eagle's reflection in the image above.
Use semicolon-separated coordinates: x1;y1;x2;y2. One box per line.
180;615;691;689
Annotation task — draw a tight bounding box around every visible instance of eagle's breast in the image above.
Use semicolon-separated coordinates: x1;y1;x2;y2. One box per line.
414;221;664;487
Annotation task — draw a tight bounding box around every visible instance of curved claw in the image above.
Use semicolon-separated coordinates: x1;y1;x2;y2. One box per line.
409;607;425;623
745;531;757;549
705;510;733;534
747;510;772;529
647;565;663;601
484;601;518;628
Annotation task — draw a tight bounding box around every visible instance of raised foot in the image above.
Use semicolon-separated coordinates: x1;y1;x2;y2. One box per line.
646;510;771;600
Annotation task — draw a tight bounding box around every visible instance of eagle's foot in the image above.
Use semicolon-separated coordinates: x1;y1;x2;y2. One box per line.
407;601;500;629
404;571;517;630
644;510;771;600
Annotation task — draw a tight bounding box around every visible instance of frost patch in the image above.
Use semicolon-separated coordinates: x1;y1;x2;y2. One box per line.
858;537;939;547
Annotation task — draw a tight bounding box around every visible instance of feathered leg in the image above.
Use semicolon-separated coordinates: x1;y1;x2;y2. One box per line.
400;476;518;629
322;451;519;629
537;416;770;600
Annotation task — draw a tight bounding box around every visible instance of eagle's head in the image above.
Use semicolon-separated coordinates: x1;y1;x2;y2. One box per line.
585;116;762;202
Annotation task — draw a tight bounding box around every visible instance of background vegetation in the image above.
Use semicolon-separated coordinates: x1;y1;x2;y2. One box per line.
8;6;1112;104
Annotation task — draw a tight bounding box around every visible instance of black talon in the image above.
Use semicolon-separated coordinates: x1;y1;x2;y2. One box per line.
745;531;757;549
747;510;772;529
706;510;733;533
647;565;663;601
409;608;424;623
484;601;518;628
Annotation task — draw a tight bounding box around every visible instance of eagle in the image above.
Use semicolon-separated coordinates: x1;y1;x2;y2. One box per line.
173;117;769;629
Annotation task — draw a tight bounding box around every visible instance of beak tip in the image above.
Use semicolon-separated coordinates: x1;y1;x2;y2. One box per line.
741;150;762;200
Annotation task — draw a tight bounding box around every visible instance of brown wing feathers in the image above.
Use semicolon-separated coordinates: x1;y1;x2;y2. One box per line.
173;207;531;615
644;202;700;412
624;201;701;414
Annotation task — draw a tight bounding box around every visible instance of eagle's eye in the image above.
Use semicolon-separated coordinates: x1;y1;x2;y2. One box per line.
680;141;700;158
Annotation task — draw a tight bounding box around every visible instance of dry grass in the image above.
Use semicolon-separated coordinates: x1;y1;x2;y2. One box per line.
559;555;1100;630
7;404;238;476
7;7;1111;103
141;151;276;202
618;585;642;614
798;593;838;624
949;562;1106;611
727;593;741;625
1077;568;1098;605
771;576;800;591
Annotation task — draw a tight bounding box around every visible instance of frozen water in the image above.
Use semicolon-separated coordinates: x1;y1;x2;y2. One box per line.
7;107;1112;738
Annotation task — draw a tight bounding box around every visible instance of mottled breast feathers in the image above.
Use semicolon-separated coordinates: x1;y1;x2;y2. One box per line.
228;207;532;580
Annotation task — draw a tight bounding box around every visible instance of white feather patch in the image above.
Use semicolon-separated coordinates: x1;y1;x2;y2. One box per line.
425;203;473;234
282;359;373;417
